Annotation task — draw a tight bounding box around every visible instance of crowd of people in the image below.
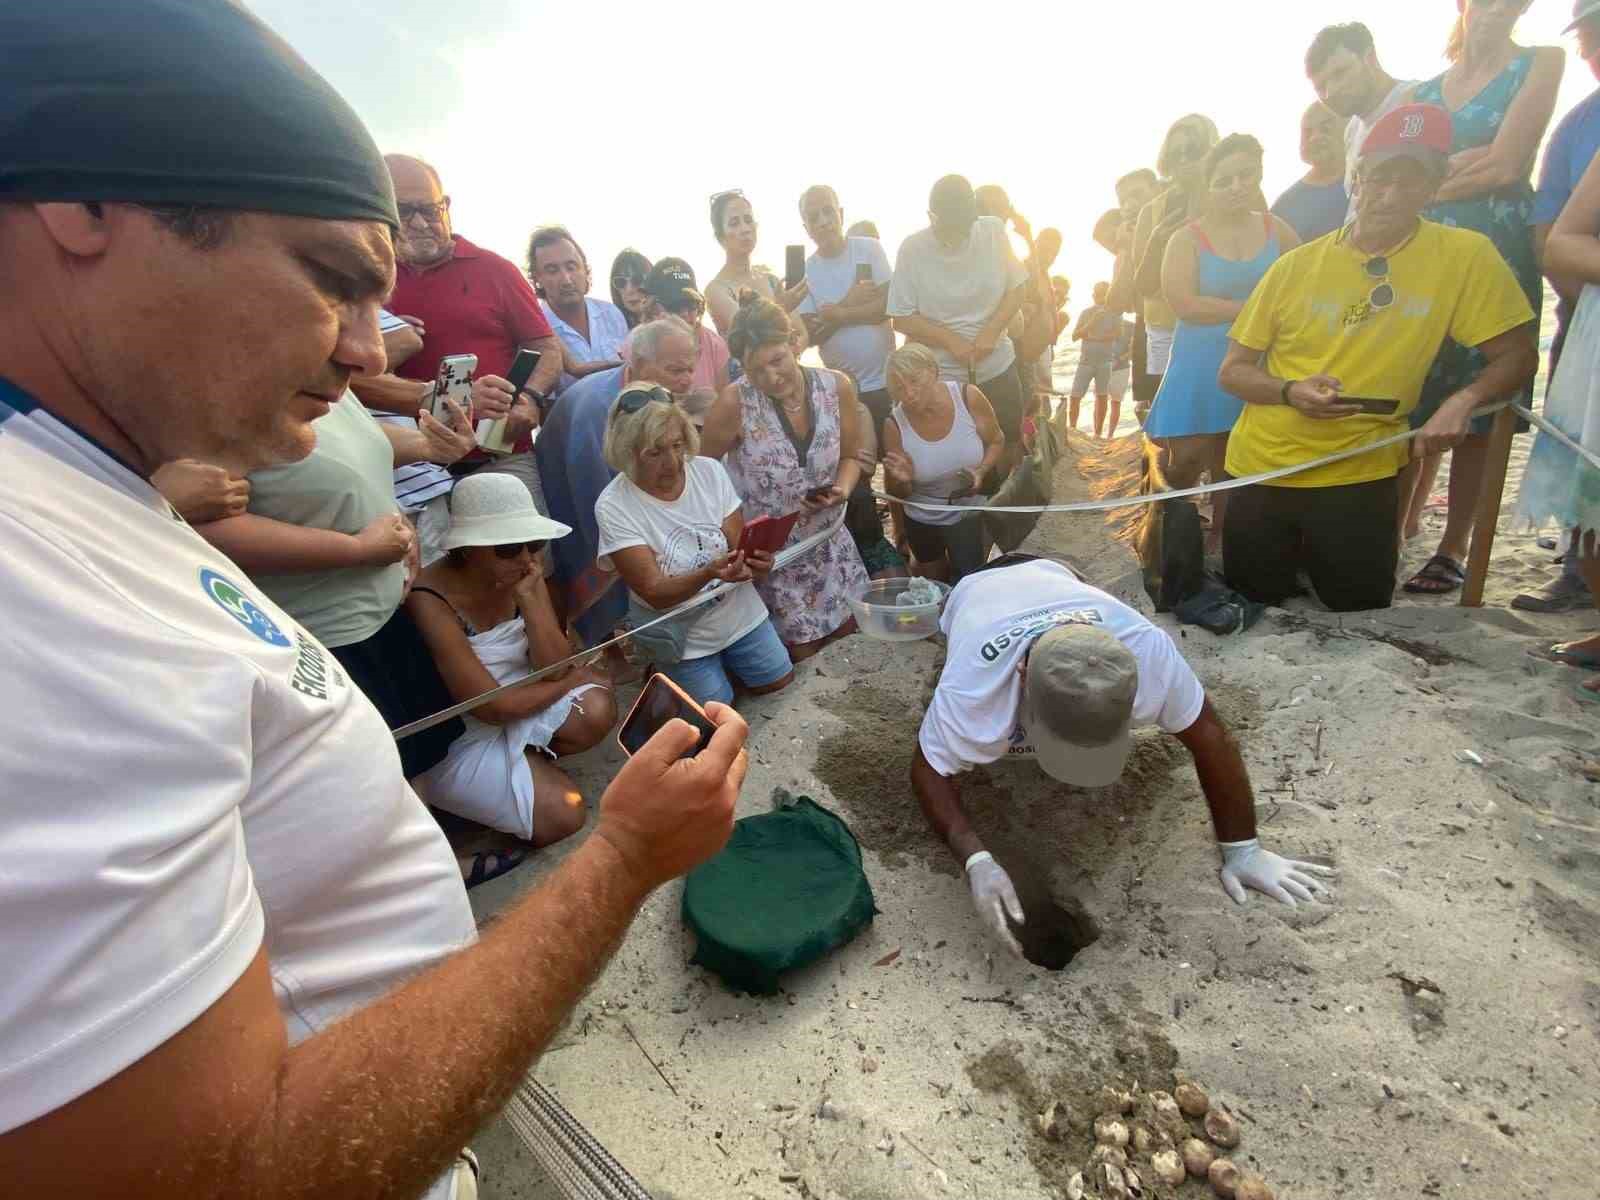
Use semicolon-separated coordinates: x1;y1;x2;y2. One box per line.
6;1;1600;1196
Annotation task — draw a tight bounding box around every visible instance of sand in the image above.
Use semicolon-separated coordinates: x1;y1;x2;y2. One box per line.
465;427;1600;1200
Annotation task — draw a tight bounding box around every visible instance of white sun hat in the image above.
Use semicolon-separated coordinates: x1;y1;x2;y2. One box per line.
440;473;572;551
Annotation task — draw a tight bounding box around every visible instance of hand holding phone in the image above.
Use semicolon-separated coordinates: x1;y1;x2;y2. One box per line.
618;673;718;759
854;262;874;284
1341;396;1400;416
785;244;806;289
432;353;477;423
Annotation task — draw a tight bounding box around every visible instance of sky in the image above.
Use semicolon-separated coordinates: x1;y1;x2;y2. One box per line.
253;0;1596;309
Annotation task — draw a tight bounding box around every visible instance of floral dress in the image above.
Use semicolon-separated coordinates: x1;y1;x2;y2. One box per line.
722;367;869;644
1411;52;1542;431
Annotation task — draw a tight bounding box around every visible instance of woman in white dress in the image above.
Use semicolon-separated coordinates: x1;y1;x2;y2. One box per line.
407;474;617;849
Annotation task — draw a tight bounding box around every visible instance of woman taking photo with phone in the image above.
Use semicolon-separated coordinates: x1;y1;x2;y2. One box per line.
1148;134;1298;552
702;296;870;660
705;190;808;336
406;474;618;865
595;383;793;706
880;343;1004;583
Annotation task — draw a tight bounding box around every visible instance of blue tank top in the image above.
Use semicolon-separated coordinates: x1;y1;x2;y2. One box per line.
1145;215;1281;439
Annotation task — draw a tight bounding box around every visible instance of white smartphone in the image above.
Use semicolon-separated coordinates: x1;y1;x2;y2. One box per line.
432;353;477;424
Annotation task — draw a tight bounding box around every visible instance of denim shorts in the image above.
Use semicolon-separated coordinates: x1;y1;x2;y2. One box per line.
664;618;792;706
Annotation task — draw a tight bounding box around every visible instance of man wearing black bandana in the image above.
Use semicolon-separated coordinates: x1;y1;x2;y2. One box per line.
0;3;748;1196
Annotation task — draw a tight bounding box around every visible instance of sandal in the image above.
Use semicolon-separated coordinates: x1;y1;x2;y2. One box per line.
1573;678;1600;706
460;846;529;889
1403;554;1466;595
1530;642;1600;670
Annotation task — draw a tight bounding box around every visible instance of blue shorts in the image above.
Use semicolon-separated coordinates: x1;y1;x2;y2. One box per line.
664;618;793;706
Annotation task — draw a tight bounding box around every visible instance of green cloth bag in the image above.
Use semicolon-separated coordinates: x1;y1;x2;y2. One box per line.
682;796;877;995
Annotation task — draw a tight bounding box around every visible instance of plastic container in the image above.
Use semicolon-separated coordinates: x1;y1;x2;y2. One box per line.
847;578;951;642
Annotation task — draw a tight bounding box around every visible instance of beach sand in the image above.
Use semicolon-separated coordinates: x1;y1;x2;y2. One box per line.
466;425;1600;1200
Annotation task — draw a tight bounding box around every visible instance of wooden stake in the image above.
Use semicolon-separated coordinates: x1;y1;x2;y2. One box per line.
1461;406;1518;608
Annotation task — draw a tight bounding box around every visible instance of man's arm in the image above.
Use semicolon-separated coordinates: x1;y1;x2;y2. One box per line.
1414;322;1537;455
377;399;475;467
0;710;750;1200
911;745;981;864
971;284;1027;364
1218;340;1358;418
351;373;433;416
892;313;969;360
818;282;889;331
522;334;564;398
196;511;413;574
1534;223;1583;308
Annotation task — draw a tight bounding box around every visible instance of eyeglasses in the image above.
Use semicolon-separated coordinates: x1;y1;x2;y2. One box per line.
397;199;449;222
492;539;547;560
1364;254;1395;311
612;274;644;292
614;384;673;418
709;188;745;206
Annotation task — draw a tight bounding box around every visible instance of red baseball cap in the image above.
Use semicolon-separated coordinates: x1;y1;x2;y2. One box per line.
1359;103;1453;170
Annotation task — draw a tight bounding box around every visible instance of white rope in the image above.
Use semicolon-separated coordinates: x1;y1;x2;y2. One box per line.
504;1079;655;1200
1512;401;1600;473
391;511;847;741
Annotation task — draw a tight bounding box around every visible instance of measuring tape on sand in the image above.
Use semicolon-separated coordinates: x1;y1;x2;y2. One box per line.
391;510;848;741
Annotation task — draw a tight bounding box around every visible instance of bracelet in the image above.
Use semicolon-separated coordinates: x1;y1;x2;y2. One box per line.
1280;378;1296;406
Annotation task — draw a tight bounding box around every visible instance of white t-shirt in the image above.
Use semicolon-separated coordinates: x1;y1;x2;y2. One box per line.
0;389;476;1199
594;456;769;659
887;216;1028;385
798;236;896;393
917;559;1206;778
1344;80;1418;219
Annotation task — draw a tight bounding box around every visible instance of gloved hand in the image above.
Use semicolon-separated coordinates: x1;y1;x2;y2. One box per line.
965;850;1025;956
1218;838;1336;907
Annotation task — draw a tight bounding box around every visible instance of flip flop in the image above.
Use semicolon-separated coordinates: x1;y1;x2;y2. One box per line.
1530;642;1600;670
461;846;529;889
1573;678;1600;706
1403;554;1466;595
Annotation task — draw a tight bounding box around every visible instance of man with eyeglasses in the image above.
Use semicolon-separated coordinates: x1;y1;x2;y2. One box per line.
384;155;563;515
1217;104;1537;613
1305;22;1418;223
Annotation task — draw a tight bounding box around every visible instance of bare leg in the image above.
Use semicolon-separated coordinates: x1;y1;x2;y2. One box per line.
1404;452;1444;542
547;684;618;757
1576;535;1600;694
1205;435;1230;555
741;669;795;696
787;616;859;663
1107;395;1123;438
1093;393;1108;439
526;751;587;847
1068;394;1082;431
1434;436;1489;563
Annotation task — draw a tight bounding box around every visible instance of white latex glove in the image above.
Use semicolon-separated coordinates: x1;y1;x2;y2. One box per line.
1218;838;1336;907
965;850;1025;957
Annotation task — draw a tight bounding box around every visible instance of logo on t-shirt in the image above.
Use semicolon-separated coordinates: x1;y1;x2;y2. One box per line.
200;568;292;648
978;606;1104;663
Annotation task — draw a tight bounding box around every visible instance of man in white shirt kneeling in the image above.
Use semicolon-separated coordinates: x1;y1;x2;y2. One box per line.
911;556;1335;956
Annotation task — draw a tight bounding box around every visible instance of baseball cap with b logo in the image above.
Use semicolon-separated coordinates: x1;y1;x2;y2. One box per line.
1358;103;1453;172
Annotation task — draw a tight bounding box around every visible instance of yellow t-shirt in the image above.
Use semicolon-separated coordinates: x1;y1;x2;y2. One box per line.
1225;220;1534;488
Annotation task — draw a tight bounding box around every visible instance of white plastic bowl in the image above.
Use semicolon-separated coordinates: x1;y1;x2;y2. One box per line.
848;578;951;642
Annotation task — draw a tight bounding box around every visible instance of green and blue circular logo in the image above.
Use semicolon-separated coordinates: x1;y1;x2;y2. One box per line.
200;568;291;647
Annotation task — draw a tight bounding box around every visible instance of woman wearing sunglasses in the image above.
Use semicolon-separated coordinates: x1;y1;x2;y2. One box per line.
594;383;794;706
1399;0;1562;591
609;247;654;330
705;189;809;337
407;474;618;862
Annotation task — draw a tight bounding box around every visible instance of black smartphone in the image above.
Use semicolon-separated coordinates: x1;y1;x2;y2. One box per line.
506;348;541;394
617;673;717;759
804;485;833;502
785;244;806;289
1342;397;1399;415
854;262;874;284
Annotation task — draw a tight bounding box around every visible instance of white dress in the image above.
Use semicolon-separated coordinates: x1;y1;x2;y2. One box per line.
419;613;601;839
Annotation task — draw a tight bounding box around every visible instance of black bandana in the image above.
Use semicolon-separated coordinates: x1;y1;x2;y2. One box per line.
0;0;397;227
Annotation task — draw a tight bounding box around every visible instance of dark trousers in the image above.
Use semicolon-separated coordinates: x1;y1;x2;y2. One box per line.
976;363;1026;443
1223;476;1400;613
905;514;987;582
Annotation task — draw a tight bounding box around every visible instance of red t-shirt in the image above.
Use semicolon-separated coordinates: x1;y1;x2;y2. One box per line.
387;235;552;384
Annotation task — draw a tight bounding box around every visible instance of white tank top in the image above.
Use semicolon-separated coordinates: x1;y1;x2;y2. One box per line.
892;381;985;527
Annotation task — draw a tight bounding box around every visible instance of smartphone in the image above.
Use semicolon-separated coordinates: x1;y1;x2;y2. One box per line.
785;244;806;289
1343;397;1399;415
478;350;542;456
618;673;717;759
432;353;477;423
854;262;874;284
804;485;833;503
737;511;802;557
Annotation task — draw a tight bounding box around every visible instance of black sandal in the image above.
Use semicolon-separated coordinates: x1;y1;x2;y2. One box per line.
461;846;529;889
1402;554;1466;595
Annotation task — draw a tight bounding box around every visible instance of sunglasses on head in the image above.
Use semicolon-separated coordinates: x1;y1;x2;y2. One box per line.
397;199;449;222
710;188;745;205
492;539;547;560
615;384;673;418
1364;254;1395;311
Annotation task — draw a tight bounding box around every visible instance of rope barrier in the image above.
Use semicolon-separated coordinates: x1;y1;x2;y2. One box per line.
396;396;1600;744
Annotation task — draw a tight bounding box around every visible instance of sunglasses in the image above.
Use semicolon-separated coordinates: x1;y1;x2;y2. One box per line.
710;188;745;206
614;384;673;418
612;273;644;292
397;199;449;222
492;539;547;560
1364;255;1395;311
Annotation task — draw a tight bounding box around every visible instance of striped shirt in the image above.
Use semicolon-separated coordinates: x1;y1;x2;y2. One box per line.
376;309;453;512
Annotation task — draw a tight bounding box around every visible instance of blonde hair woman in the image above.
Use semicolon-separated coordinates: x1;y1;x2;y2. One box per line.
880;344;1005;582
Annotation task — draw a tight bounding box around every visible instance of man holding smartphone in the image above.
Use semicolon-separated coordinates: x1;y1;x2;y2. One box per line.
913;556;1335;958
0;6;750;1198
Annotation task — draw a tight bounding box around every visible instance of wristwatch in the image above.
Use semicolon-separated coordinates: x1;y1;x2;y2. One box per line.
1280;378;1296;406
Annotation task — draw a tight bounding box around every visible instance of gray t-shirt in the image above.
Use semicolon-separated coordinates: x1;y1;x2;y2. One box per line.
799;236;895;393
887;216;1027;384
248;392;406;648
1345;80;1418;219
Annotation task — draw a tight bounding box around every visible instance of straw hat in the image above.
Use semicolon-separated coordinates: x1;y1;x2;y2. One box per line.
441;474;572;551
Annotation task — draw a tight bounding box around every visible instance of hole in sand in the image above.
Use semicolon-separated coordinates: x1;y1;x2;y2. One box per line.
1012;898;1099;971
